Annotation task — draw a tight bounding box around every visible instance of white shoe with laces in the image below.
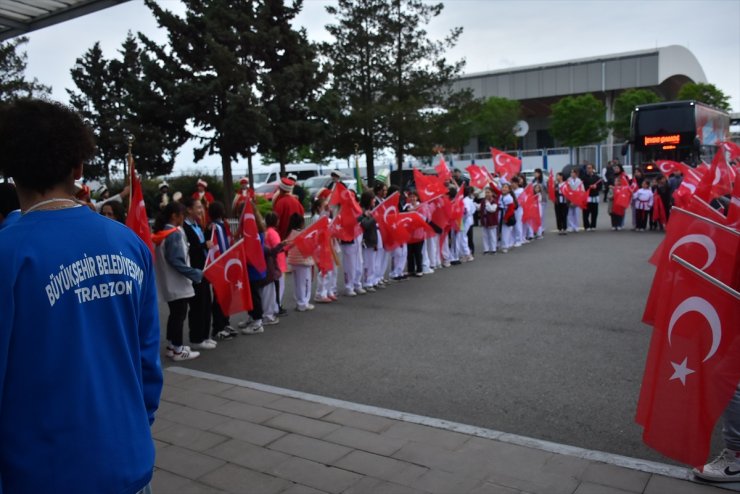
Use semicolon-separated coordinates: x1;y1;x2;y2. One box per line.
191;340;217;350
166;345;190;358
241;320;264;334
170;348;200;361
693;449;740;482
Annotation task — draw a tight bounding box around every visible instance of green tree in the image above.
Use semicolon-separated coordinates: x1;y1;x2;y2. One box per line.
381;0;464;181
256;0;326;174
141;0;266;214
0;36;50;101
550;94;607;161
677;82;731;112
474;96;521;149
610;89;662;140
427;89;482;154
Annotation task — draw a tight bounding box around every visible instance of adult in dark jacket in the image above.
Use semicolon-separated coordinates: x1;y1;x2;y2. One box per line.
581;163;602;231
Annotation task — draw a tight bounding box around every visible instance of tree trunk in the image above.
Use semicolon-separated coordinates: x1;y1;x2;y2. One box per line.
247;151;254;190
221;151;234;218
364;135;374;190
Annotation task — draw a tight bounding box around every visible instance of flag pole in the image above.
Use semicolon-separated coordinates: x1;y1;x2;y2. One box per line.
672;207;740;236
671;254;740;300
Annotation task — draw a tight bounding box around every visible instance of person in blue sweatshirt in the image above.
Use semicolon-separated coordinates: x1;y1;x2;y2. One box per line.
0;99;163;494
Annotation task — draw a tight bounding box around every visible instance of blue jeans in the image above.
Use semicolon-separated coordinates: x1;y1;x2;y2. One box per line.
723;385;740;451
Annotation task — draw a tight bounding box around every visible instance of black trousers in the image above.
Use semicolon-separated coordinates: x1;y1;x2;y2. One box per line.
554;203;568;231
636;209;649;229
610;213;623;228
467;226;475;255
249;280;263;321
166;298;189;347
188;280;212;343
407;241;424;274
582;203;598;229
212;294;231;333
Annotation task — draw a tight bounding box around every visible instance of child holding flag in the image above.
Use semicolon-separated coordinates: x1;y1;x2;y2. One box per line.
286;213;315;311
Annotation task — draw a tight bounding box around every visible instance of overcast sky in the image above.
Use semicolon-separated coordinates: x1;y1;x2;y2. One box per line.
20;0;740;175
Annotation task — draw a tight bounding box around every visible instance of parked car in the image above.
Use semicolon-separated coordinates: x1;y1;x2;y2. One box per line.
254;180;280;201
302;175;333;201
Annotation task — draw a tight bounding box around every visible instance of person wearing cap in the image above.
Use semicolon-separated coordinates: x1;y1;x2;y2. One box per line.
74;181;96;210
158;181;171;210
232;177;251;215
0;98;162;494
273;177;305;240
191;178;214;226
95;184;130;213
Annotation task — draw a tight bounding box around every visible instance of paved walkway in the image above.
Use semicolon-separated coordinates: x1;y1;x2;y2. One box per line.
152;368;736;494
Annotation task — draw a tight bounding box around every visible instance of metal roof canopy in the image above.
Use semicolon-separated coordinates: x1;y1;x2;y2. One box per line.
0;0;131;41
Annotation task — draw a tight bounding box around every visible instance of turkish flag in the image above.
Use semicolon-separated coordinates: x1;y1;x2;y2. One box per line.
653;194;667;227
490;147;521;181
448;185;466;231
466;164;491;189
644;207;740;325
696;151;734;201
721;141;740;163
372;192;405;250
240;200;267;272
329;210;361;242
636;256;740;467
435;157;452;183
397;212;435;242
655;160;682;178
672;165;703;209
329;182;362;214
561;185;588;210
292;216;333;274
420;194;451;232
125;156;154;258
613;186;632;216
520;184;541;233
203;239;253;316
685;196;729;225
413;168;448;202
547;171;556;202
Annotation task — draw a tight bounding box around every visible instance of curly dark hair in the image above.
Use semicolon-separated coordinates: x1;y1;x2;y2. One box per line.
0;99;95;193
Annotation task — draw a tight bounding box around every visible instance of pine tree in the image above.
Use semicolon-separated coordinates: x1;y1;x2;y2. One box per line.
141;0;265;213
0;37;50;101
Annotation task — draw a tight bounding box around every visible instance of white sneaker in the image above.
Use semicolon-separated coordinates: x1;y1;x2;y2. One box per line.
363;286;376;292
263;316;280;326
693;449;740;482
237;319;253;329
241;320;264;334
170;348;200;361
192;340;217;350
166;345;191;358
355;287;367;295
345;289;356;297
513;242;522;248
296;304;315;312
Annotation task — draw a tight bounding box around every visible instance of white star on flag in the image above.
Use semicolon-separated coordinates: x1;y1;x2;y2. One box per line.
236;280;243;290
669;357;695;385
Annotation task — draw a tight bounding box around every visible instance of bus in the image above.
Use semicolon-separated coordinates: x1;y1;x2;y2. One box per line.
623;100;730;176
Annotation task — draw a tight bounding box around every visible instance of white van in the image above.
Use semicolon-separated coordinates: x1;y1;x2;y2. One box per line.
250;163;324;188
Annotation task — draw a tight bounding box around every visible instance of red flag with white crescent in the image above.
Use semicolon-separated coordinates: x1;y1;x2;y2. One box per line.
466;164;490;189
203;239;253;315
413;168;447;202
239;200;267;272
291;216;333;274
125;157;154;258
636;256;740;467
490;147;521;181
435;157;452;183
372;192;404;250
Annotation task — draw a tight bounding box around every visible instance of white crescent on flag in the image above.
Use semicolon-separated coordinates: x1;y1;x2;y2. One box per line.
668;296;721;363
224;258;243;284
667;234;716;271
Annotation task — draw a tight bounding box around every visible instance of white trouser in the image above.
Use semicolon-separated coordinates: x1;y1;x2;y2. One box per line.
482;227;497;252
315;269;334;298
362;247;377;288
354;237;363;289
291;264;312;308
567;206;579;231
425;234;440;268
341;243;360;291
277;273;285;307
441;232;451;262
538;204;545;236
421;240;430;271
391;245;406;277
501;225;514;249
514;208;524;244
375;248;389;283
449;230;460;261
260;283;278;318
459;219;472;257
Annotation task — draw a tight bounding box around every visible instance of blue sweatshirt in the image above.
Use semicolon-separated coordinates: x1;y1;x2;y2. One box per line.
0;206;163;494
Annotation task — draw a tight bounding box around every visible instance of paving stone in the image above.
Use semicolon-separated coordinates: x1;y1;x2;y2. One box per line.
268;433;353;464
387;464;429;487
264;396;336;419
265;413;342;438
157;399;186;417
343;477;428;494
540;453;592;478
580;462;650;493
170;377;235;396
199;463;290;494
211;399;282;423
209;418;287;446
382;422;470;451
152;469;211;493
485;471;580;494
411;469;484;494
151;417;177;434
391;441;459;473
267;457;363;494
205;438;292;471
154;423;230;452
573;482;635;494
163;370;194;385
154;439;168;452
218;385;283;406
161;386;232;412
155;445;226;480
323;426;407;456
333;450;412;479
322;408;394;433
280;483;329;494
162;406;232;430
643;475;728;494
468;482;523;494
